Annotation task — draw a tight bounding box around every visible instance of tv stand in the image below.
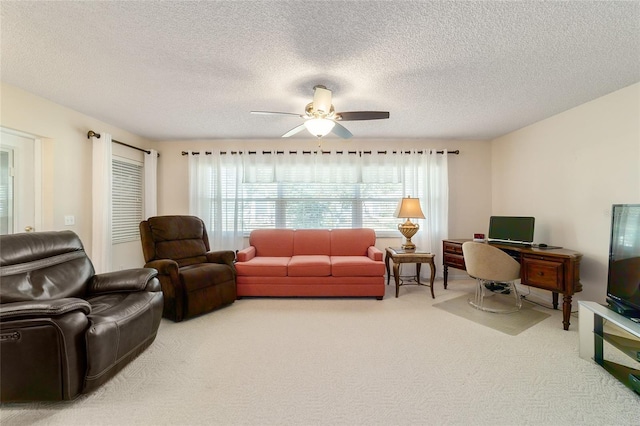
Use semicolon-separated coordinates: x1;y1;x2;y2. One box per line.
607;298;640;319
442;239;583;330
579;301;640;394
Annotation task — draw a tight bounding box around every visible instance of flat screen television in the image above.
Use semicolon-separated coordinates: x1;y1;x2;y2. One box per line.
606;204;640;318
488;216;535;244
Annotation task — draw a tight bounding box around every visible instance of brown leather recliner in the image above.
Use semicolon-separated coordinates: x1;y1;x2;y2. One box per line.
139;215;236;322
0;230;163;402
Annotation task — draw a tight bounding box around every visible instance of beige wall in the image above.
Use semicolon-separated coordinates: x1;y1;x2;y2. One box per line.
0;83;154;269
491;82;640;303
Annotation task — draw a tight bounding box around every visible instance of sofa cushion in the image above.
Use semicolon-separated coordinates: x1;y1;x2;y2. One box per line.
155;241;208;267
235;257;290;277
179;263;235;292
0;230;94;302
331;256;386;277
330;229;376;256
288;255;331;277
143;216;210;267
250;229;294;257
293;230;331;256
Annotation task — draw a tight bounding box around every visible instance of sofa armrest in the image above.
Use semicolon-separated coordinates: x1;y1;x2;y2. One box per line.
236;246;256;262
206;250;236;267
88;268;160;295
144;259;179;275
368;246;383;261
0;298;91;321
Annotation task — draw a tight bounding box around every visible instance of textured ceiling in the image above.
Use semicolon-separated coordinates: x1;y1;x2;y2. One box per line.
2;1;639;141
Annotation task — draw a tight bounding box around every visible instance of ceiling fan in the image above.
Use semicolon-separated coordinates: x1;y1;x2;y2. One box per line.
251;85;390;139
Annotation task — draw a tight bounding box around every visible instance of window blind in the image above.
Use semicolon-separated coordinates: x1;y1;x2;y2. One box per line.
112;158;143;244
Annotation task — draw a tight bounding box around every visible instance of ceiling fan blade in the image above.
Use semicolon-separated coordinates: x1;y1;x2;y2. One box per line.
251;111;304;118
312;86;332;114
281;124;307;138
336;111;390;121
331;122;353;139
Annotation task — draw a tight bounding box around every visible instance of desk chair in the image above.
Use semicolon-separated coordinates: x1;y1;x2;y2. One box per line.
462;241;522;313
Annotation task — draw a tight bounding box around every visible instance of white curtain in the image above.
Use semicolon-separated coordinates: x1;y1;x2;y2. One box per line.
189;149;449;266
189;151;244;251
91;132;112;273
144;149;158;219
412;150;449;279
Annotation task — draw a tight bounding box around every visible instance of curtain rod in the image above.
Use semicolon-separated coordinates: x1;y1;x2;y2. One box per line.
87;130;159;157
181;150;459;156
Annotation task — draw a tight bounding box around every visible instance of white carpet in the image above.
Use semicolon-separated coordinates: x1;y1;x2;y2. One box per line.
1;279;638;426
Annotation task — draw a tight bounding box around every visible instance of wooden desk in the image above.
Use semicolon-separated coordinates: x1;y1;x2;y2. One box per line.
385;247;436;299
442;239;583;330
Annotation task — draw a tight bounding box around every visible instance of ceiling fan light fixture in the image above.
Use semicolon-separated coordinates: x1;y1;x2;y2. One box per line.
304;118;335;138
251;85;389;139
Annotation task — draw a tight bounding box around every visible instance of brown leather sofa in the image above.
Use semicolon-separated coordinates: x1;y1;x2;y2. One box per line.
140;215;236;322
0;230;163;402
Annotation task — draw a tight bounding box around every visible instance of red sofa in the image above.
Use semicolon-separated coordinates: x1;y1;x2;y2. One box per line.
235;229;385;299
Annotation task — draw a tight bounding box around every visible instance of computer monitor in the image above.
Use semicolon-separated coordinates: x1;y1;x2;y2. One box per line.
488;216;535;244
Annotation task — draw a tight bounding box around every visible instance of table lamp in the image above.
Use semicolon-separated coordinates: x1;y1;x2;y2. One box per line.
394;196;425;251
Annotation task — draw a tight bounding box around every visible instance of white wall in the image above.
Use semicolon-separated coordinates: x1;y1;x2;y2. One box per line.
154;138;492;274
0;83;154;269
491;82;640;303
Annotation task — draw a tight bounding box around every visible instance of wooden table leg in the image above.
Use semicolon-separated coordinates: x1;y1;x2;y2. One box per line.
385;253;390;285
552;292;559;309
393;262;400;298
428;259;436;299
562;294;572;331
443;265;448;289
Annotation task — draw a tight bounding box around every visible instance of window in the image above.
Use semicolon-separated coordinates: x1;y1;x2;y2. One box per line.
112;157;143;244
189;150;449;253
0;149;13;234
207;152;410;236
235;181;402;234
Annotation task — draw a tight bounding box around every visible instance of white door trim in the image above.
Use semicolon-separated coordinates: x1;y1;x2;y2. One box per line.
0;127;43;232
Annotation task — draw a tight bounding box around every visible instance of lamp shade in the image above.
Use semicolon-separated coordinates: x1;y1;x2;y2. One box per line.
304;118;335;138
394;197;425;219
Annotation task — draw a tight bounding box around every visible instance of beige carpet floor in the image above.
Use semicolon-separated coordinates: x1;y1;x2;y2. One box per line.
1;279;638;426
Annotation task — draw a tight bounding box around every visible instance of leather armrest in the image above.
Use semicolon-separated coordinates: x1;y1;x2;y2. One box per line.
368;246;383;261
0;298;91;321
236;246;255;262
144;259;179;275
88;268;160;295
206;250;236;267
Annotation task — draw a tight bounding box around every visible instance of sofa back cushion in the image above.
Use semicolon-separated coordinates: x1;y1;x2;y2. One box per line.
0;230;94;302
330;228;377;256
141;216;209;267
293;229;331;256
250;229;294;257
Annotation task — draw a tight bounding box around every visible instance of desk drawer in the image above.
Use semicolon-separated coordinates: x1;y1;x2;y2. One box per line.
443;241;463;255
444;253;466;270
522;257;564;291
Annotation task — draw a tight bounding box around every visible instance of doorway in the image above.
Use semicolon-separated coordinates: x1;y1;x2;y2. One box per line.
0;129;42;234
